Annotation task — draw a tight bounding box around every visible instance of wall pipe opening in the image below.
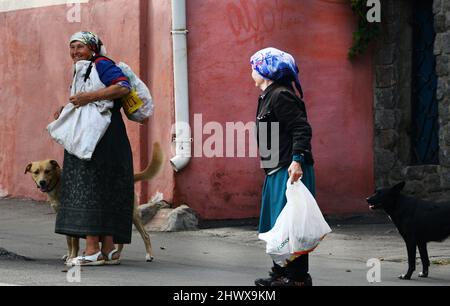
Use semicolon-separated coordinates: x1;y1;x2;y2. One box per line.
170;0;191;172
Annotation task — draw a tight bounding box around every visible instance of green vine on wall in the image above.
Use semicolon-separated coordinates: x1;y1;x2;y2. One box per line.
349;0;381;60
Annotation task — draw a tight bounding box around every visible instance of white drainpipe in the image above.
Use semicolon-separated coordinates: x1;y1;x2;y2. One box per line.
170;0;191;172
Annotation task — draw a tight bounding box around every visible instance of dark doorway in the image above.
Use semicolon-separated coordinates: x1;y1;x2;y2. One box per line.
411;0;439;165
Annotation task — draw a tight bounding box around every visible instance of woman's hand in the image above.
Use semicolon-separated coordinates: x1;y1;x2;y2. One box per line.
69;92;94;108
54;106;64;120
288;161;303;184
69;85;129;109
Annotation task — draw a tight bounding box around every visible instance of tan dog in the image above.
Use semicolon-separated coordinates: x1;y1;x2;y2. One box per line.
25;142;164;263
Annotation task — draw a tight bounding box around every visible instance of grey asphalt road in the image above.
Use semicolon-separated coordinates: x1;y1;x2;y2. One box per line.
1;198;450;286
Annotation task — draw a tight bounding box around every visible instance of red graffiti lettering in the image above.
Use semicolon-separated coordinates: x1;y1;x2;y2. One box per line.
226;0;299;44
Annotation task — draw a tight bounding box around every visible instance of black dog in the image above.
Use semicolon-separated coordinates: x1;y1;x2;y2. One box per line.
366;182;450;280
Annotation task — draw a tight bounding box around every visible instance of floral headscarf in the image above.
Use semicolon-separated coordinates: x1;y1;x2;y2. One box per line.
69;31;107;56
250;47;303;98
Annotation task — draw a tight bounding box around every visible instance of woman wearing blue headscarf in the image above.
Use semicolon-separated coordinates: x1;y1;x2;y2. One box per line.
251;47;315;286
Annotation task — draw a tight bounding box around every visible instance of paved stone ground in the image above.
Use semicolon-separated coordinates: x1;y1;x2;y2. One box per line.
1;198;450;286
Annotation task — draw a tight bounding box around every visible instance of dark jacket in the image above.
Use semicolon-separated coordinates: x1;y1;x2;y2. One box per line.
256;83;314;174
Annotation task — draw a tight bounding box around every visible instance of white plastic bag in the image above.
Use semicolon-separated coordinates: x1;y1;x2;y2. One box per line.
117;62;154;123
47;60;114;160
259;180;332;266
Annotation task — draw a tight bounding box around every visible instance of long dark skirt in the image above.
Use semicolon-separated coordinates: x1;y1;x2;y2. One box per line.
55;105;134;244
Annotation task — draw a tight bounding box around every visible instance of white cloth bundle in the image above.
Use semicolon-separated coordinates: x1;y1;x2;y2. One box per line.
47;60;114;160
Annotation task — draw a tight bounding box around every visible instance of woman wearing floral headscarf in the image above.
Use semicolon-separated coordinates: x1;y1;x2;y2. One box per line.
54;31;134;266
251;47;314;286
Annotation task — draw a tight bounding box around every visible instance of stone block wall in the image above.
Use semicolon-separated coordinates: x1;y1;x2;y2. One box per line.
374;0;450;199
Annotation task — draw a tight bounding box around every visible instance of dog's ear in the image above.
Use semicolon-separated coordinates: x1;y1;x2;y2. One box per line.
50;160;60;169
392;181;406;193
25;163;33;174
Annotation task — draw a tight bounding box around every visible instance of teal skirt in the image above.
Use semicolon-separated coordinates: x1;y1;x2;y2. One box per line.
259;164;315;234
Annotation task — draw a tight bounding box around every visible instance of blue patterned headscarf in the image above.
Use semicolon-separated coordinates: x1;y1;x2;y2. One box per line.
250;47;303;98
69;31;107;56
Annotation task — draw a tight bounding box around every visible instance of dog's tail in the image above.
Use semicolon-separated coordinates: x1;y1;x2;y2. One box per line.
134;142;164;183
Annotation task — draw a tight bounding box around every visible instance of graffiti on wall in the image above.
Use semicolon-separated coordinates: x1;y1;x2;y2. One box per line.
226;0;303;44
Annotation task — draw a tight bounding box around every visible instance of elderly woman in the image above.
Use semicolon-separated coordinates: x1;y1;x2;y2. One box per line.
54;31;134;266
251;47;315;286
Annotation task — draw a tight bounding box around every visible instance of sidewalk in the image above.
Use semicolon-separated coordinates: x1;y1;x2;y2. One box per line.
0;198;449;286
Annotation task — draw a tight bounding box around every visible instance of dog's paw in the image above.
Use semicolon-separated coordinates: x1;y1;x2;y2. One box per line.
146;255;154;262
418;272;428;278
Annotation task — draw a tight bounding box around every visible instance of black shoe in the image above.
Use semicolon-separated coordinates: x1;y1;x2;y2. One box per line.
255;266;286;286
271;274;313;287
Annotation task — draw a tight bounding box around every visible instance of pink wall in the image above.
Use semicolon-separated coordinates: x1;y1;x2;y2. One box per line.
172;0;374;218
1;0;375;220
141;0;176;204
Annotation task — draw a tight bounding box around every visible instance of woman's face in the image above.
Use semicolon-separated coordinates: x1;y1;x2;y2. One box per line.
70;41;93;63
252;69;265;88
252;69;273;91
